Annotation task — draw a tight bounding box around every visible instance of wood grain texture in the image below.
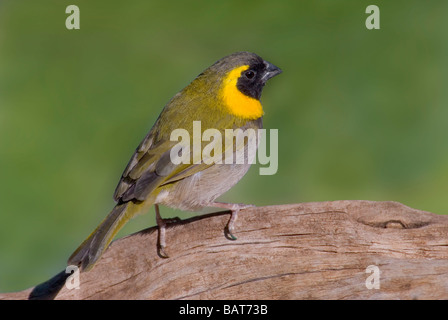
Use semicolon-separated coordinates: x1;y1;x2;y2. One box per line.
2;200;448;300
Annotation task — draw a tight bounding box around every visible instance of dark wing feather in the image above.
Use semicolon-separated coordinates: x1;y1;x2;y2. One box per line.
113;129;158;201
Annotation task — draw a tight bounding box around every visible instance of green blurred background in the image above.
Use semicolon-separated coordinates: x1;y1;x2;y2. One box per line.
1;0;447;292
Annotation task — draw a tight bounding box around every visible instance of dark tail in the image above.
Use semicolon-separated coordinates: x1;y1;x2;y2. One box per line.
67;201;140;271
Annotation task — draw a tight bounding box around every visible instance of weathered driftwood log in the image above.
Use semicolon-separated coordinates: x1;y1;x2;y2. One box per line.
1;200;448;300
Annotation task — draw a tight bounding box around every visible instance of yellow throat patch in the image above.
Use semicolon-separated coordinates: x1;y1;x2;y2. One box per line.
221;65;264;120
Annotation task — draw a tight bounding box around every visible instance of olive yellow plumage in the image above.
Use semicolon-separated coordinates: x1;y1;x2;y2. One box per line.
68;52;281;271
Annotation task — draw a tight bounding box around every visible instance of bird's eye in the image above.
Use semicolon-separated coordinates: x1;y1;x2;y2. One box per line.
245;70;256;79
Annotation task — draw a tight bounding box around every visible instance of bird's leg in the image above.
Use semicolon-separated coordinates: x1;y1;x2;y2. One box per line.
210;202;255;240
155;204;169;258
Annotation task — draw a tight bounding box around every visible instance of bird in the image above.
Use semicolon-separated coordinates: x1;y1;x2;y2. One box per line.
68;51;282;271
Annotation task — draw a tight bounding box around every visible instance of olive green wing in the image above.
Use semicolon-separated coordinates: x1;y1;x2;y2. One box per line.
113;130;236;202
113;128;173;201
113;114;261;203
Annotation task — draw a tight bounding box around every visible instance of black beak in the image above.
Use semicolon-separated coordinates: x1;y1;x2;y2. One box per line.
261;60;282;83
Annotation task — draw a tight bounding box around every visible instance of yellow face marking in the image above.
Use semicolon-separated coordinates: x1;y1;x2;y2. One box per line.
221;65;264;120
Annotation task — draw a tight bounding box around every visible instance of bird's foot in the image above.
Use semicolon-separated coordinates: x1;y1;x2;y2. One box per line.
211;202;256;240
